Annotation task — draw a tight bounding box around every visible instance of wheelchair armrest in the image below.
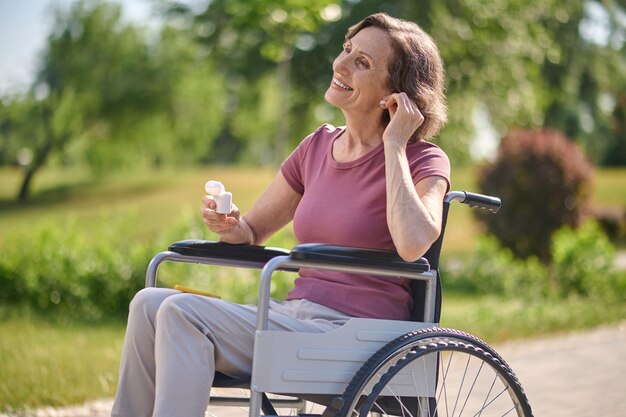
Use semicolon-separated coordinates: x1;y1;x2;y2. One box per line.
289;243;430;273
169;240;290;265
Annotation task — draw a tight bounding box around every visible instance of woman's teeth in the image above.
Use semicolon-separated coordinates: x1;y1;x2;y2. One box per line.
333;79;353;91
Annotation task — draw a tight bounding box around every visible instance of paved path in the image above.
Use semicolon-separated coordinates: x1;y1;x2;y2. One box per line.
11;321;626;417
495;320;626;417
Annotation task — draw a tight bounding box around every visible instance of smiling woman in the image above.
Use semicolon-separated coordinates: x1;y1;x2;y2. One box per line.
112;13;452;417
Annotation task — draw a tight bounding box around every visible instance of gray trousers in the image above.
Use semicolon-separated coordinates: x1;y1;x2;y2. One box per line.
111;287;351;417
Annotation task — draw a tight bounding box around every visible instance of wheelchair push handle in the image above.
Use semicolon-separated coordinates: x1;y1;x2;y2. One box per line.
445;190;501;213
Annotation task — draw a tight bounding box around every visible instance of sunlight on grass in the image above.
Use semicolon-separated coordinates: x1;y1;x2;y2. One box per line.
0;308;124;412
0;166;276;244
441;293;626;343
593;168;626;206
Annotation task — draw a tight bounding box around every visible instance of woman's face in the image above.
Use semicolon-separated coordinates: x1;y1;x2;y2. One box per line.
325;26;393;115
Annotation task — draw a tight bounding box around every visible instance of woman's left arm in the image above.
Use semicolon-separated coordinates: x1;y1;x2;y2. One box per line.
381;92;447;261
383;141;448;262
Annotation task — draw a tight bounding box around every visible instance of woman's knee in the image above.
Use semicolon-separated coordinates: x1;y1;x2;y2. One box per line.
155;294;235;333
129;287;176;321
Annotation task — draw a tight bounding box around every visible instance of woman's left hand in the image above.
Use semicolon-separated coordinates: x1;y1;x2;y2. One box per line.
380;92;424;146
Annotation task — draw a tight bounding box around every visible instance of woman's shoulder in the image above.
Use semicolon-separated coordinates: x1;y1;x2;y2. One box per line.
298;123;344;149
287;124;343;162
310;123;345;141
407;139;449;159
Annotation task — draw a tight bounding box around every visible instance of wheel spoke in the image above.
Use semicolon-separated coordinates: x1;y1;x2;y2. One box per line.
458;357;485;416
436;350;454;417
451;353;472;416
337;329;532;417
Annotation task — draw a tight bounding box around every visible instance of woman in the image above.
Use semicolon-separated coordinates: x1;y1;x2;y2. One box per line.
112;12;450;417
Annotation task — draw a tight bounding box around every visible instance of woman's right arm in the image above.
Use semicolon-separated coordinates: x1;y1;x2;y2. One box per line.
200;171;301;245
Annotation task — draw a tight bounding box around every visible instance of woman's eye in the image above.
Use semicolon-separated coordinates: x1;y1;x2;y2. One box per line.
357;57;370;68
343;43;351;53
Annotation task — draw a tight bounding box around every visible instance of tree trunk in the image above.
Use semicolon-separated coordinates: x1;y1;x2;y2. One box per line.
16;104;56;203
17;140;54;202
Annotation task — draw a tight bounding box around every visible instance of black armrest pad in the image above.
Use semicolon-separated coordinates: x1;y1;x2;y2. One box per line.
290;243;430;273
168;240;290;264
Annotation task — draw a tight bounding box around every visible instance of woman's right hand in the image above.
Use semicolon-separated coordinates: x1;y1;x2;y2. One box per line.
200;195;242;238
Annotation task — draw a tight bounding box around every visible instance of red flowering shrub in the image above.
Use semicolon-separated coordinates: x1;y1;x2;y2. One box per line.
477;129;594;262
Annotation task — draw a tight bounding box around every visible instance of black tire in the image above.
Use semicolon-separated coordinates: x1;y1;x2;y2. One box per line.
335;327;533;417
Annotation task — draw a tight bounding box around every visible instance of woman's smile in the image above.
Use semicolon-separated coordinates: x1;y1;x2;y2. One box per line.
331;78;353;91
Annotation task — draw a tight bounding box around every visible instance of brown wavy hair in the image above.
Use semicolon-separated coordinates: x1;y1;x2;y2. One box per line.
346;13;447;141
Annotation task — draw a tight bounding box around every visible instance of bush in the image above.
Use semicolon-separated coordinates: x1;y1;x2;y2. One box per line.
0;212;300;321
584;205;626;242
0;213;198;320
443;235;548;298
444;221;624;302
551;221;625;300
477;129;593;262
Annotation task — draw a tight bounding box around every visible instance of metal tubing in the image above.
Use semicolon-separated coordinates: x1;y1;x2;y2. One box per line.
145;251;277;288
248;389;263;417
145;251;176;287
444;190;467;204
146;251;437;417
211;396;305;408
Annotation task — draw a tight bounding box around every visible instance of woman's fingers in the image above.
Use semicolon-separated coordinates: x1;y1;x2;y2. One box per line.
200;196;238;233
382;93;424;143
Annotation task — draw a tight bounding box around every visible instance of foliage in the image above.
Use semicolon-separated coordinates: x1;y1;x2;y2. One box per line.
0;215;168;320
2;0;626;197
477;129;594;261
550;221;624;299
443;235;549;298
153;0;626;165
164;0;344;163
0;1;171;201
444;221;625;302
0;207;298;320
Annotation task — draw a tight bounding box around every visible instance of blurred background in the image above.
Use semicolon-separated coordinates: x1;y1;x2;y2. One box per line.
0;0;625;413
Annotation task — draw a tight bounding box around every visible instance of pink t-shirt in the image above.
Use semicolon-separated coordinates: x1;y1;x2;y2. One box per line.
281;124;450;320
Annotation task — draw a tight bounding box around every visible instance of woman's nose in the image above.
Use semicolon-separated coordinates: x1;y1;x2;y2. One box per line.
333;54;350;75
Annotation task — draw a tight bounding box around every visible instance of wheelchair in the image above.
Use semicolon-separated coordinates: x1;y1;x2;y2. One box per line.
145;190;534;417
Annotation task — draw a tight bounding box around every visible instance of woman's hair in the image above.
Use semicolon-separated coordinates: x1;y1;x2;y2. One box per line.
346;13;447;141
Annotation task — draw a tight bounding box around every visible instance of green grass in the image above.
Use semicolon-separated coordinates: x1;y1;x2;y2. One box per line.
593;167;626;206
0;165;625;411
0;166;277;245
0;307;124;412
440;293;626;343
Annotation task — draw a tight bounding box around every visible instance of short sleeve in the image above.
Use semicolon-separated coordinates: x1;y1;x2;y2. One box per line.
408;143;451;192
280;126;325;195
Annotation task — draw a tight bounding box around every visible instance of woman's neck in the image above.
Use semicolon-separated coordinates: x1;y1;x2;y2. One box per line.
333;112;385;162
343;109;385;146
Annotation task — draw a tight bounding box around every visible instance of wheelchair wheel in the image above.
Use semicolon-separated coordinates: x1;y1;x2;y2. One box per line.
335;327;533;417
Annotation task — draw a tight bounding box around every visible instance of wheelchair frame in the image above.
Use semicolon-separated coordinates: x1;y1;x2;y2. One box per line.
144;191;533;417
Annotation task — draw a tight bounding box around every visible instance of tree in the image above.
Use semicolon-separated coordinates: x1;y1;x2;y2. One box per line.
161;0;625;166
3;1;172;201
163;0;343;163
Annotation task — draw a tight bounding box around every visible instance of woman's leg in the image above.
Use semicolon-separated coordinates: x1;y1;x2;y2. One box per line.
151;295;351;417
111;287;178;417
113;288;351;417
